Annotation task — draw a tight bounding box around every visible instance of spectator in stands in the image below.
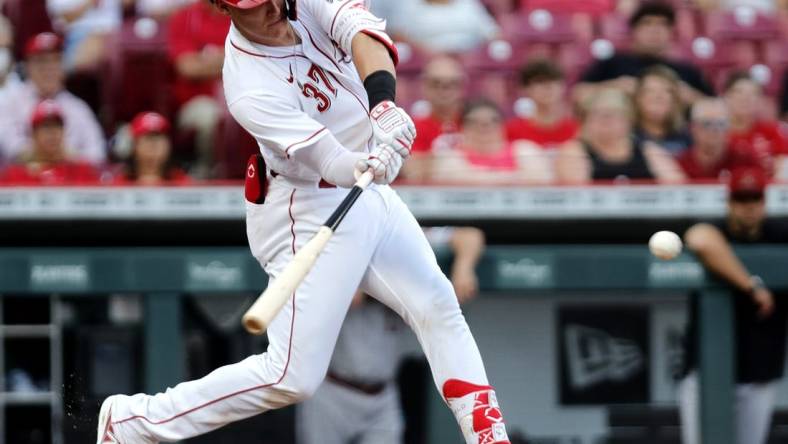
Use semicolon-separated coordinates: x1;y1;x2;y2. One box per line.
403;55;466;182
0;15;20;100
724;71;788;179
116;112;190;185
678;98;737;180
556;88;685;183
506;59;578;150
634;65;691;155
136;0;194;19
168;1;230;178
691;0;785;12
0;32;105;165
431;98;552;183
46;0;130;71
680;167;788;444
383;0;499;54
574;1;714;106
1;100;99;184
520;0;639;16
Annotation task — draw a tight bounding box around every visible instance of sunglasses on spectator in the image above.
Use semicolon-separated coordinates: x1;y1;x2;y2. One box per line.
425;77;464;89
463;116;502;127
694;119;729;130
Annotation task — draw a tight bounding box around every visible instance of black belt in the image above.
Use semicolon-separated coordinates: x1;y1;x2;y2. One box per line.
326;371;387;395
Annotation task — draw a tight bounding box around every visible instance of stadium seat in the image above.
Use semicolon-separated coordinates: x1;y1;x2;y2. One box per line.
461;40;524;114
214;111;260;180
393;42;428;110
501;10;588;44
703;9;781;42
2;0;53;60
103;18;173;133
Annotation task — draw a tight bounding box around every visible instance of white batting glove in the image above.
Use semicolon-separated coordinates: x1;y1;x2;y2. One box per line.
369;101;417;158
355;144;403;185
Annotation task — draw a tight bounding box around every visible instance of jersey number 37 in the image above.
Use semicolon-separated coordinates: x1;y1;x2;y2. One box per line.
288;64;337;113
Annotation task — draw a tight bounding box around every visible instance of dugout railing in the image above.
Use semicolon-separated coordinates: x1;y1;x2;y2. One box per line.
1;246;787;444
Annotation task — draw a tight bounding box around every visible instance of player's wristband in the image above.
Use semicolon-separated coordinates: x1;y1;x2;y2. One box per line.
749;275;766;294
364;70;396;109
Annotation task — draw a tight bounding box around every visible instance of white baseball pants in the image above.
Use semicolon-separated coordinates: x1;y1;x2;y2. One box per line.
678;372;778;444
108;179;489;442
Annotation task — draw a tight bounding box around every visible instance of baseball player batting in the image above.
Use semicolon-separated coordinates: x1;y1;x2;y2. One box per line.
97;1;509;443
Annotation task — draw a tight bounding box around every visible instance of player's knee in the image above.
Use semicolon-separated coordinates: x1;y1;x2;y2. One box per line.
414;277;463;326
283;377;323;404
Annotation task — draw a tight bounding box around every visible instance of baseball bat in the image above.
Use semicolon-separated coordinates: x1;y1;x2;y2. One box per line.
242;171;374;335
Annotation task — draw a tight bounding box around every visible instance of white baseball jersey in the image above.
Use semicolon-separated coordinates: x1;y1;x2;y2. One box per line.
223;0;394;182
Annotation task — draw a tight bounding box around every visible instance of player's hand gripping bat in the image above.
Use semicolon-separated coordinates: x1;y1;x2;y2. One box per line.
242;171;374;335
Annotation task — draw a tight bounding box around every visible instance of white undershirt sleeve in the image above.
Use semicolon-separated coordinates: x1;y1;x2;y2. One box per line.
292;136;367;188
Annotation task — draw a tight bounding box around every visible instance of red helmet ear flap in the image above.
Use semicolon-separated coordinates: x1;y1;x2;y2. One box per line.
286;0;297;20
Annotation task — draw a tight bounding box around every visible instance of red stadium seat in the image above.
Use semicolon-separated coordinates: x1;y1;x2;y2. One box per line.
103;18;173;132
703;9;781;42
501;10;588;44
461;40;525;114
2;0;53;60
214;111;259;180
393;43;428;110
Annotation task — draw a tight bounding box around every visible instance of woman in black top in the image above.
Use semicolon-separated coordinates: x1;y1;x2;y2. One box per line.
556;88;685;184
634;65;692;156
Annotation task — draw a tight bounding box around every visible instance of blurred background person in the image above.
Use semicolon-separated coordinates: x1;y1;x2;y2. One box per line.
0;15;20;99
575;1;714;106
431;99;553;184
404;55;467;182
1;100;99;184
680;167;788;444
383;0;499;54
723;71;788;179
297;227;487;444
46;0;130;72
678;98;738;180
634;65;691;156
556;88;685;184
136;0;194;19
168;0;230;178
0;32;105;165
115;112;190;185
691;0;787;12
506;59;578;150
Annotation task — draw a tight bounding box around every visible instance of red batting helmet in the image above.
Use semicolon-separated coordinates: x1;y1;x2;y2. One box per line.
215;0;270;8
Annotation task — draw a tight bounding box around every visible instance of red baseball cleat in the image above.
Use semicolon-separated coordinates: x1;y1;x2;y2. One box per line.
443;379;510;444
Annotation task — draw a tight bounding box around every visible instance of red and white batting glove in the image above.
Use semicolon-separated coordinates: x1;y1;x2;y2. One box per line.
355;144;403;185
369;101;417;158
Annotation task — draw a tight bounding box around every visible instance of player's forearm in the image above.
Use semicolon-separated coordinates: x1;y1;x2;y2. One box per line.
450;227;486;270
292;138;365;188
685;223;754;292
351;33;396;82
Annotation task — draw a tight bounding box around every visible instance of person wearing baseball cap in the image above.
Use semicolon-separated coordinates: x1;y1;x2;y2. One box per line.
679;167;788;444
1;100;99;184
167;0;230;178
116;111;190;185
0;32;106;165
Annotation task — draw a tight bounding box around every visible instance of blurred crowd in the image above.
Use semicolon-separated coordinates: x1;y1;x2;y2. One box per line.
0;0;785;185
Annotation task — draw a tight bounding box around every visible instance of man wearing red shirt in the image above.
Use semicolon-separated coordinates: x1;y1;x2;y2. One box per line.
1;100;99;185
724;72;788;178
411;55;466;154
678;98;738;180
168;1;231;178
506;59;578;150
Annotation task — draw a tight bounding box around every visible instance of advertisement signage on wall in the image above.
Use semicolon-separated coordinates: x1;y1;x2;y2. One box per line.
559;305;651;405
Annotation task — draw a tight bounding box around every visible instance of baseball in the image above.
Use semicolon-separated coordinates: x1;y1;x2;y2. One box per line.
649;231;683;260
